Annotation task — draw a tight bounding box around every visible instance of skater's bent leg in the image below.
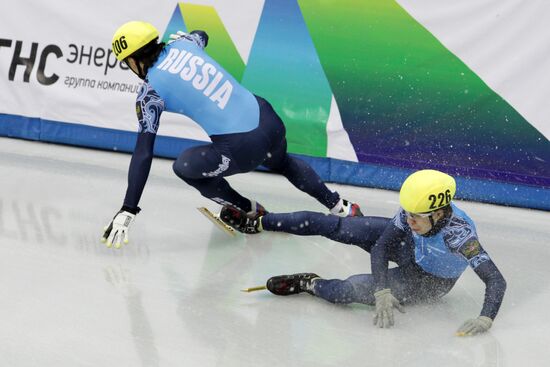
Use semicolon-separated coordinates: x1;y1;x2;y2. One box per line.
180;176;252;211
312;274;376;304
173;145;253;211
264;142;340;210
313;268;410;305
262;212;389;248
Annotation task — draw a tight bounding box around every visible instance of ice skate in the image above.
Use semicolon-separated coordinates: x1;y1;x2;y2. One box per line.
330;198;363;217
246;200;268;219
197;207;237;236
266;273;320;296
220;205;263;234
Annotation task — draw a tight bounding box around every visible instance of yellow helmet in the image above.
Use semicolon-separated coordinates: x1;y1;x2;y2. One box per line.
399;169;456;214
112;21;159;61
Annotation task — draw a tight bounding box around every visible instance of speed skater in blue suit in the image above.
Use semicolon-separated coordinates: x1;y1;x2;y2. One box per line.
101;21;362;248
220;170;507;336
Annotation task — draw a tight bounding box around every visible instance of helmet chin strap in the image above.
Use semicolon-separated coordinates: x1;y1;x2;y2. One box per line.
421;207;451;237
421;216;439;237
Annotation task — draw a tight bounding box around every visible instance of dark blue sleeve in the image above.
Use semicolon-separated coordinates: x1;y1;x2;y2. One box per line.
190;30;209;48
458;239;507;319
123;132;157;211
473;260;506;319
370;217;408;291
122;82;164;212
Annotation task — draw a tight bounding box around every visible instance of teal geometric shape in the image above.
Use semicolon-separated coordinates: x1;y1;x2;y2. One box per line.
242;0;331;156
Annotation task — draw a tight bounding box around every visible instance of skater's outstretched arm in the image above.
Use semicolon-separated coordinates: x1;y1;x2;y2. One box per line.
101;83;164;248
455;239;506;336
369;222;408;291
123;132;157;210
168;30;209;49
122;82;164;211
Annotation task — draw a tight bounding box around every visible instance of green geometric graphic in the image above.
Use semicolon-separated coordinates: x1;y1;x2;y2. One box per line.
298;0;547;180
163;3;245;81
242;0;331;156
160;0;549;189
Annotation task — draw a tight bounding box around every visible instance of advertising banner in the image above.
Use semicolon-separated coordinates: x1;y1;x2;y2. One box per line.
1;0;549;209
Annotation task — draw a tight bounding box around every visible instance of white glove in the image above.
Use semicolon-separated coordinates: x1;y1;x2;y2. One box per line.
373;288;405;328
168;30;187;44
456;316;493;336
101;210;135;249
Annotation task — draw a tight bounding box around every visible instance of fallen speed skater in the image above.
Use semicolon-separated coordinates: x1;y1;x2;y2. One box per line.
222;170;507;336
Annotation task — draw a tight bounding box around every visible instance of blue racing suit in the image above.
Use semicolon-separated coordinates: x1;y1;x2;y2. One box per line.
261;203;506;320
122;32;339;213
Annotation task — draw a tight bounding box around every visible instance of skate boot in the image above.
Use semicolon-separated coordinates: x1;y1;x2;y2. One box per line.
219;205;263;234
330;198;363;217
247;200;268;220
266;273;320;296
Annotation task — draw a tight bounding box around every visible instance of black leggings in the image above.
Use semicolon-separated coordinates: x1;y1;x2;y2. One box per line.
172;96;339;212
262;211;457;304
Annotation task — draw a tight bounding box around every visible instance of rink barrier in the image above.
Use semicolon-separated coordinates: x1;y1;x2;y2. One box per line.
1;113;548;211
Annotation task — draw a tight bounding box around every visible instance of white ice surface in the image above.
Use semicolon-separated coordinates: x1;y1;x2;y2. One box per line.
0;137;549;367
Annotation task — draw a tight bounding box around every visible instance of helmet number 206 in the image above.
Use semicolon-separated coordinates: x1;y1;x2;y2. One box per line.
428;189;452;210
112;36;128;57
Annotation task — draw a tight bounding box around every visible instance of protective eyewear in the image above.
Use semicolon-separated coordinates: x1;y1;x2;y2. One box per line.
405;211;433;219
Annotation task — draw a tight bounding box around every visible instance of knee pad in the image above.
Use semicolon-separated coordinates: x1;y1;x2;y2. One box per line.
173;158;200;181
172;159;186;178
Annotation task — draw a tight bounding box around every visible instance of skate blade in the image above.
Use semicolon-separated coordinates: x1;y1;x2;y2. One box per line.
241;285;267;293
197;207;237;237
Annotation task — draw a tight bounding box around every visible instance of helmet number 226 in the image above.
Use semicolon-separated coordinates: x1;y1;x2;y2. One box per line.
428;189;452;210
